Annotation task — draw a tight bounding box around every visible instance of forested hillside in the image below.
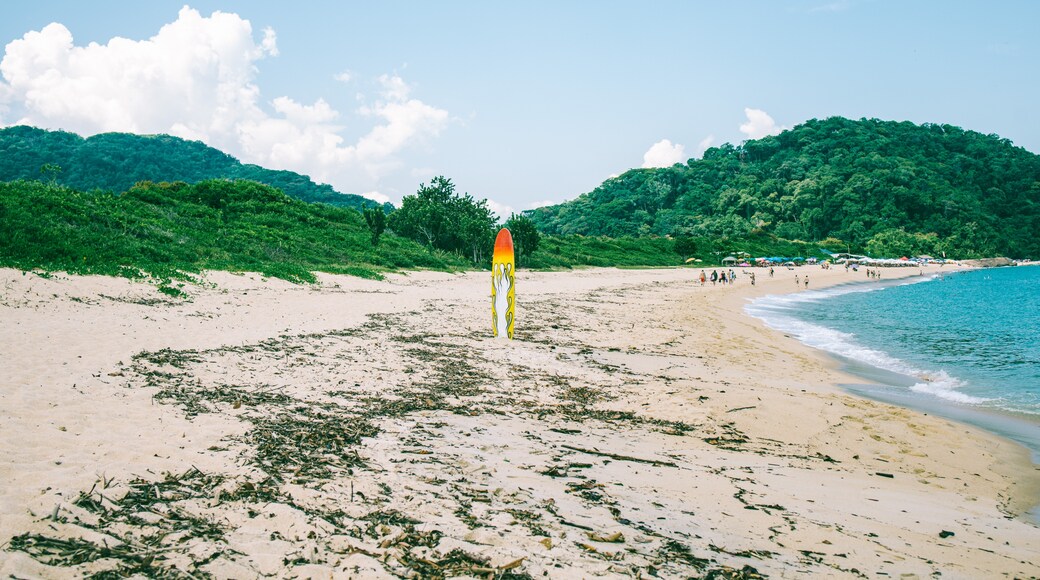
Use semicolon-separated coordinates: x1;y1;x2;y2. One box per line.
0;126;385;211
0;179;461;285
528;117;1040;258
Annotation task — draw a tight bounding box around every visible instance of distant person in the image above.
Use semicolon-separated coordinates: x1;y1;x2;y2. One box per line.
728;269;736;282
720;271;728;285
699;271;706;286
795;274;800;286
804;275;809;288
710;270;718;285
750;272;756;286
769;266;774;278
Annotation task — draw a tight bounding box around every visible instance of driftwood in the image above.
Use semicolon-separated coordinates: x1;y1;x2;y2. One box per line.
560;444;677;467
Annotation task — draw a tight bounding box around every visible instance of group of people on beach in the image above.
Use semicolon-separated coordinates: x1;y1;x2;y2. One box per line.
698;266;802;288
699;269;739;286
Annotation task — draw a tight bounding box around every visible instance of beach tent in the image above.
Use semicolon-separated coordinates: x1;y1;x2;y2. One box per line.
722;256;738;265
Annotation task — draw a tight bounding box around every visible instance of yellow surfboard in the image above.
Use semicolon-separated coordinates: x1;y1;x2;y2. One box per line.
491;228;515;339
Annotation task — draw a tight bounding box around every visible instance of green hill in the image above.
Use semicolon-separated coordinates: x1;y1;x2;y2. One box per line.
0;126;387;211
0;179;464;286
528;117;1040;259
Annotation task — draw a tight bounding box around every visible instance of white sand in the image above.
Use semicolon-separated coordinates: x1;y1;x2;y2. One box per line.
1;264;1038;578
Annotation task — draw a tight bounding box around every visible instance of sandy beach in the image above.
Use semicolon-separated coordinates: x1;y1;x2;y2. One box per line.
1;264;1038;578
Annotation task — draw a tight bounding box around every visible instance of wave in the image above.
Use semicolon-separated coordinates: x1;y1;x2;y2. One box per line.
745;279;991;407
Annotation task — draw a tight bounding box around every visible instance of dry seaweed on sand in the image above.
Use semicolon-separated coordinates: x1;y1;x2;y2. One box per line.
8;468;234;578
6;307;782;578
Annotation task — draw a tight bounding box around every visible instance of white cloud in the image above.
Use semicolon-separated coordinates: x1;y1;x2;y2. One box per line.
696;135;715;157
260;27;278;56
641;139;686;168
528;200;556;209
739;108;783;140
485;198;516;222
0;7;449;196
334;71;352;83
362;190;390;205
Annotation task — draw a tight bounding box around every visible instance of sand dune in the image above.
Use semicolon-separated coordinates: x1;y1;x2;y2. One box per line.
1;264;1037;578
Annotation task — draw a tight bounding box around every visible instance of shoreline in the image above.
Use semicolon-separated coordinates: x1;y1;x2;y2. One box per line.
744;269;1040;462
2;264;1039;577
738;268;1040;523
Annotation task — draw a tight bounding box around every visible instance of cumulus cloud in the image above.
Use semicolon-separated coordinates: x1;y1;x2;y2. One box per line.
0;6;449;195
696;135;715;158
362;190;391;205
739;108;783;140
641;139;686;168
485;198;516;222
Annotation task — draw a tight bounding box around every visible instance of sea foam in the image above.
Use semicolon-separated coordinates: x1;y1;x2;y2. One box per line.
745;278;991;406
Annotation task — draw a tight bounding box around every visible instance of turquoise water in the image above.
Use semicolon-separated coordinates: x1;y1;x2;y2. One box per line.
746;265;1040;455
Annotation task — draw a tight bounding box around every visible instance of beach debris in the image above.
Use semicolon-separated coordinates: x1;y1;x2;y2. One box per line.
586;531;625;543
560;444;677;467
875;472;895;478
576;541;622;559
939;530;955;539
5;304;810;578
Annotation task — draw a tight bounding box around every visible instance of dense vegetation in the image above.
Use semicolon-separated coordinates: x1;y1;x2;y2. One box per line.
389;176;498;264
0;126;386;211
529;117;1040;259
5;116;1036;286
383;175;544;267
0;179;694;285
0;179;466;287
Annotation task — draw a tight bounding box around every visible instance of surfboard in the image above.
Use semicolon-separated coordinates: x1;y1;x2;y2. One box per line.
491;228;515;339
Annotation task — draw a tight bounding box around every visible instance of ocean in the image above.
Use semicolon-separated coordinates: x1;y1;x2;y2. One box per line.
745;265;1040;458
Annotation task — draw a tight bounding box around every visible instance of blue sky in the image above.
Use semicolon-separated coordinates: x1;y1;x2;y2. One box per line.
1;1;1037;217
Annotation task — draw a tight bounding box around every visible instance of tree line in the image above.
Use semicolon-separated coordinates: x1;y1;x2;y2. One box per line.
385;176;539;266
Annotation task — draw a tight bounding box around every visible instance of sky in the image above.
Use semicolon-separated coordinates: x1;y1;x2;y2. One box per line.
1;1;1038;218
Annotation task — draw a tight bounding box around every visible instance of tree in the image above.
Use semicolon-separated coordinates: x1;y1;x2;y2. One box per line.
504;213;540;267
673;235;698;261
388;176;496;264
452;194;496;264
388;176;456;248
40;163;62;184
865;228;917;257
363;206;386;246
